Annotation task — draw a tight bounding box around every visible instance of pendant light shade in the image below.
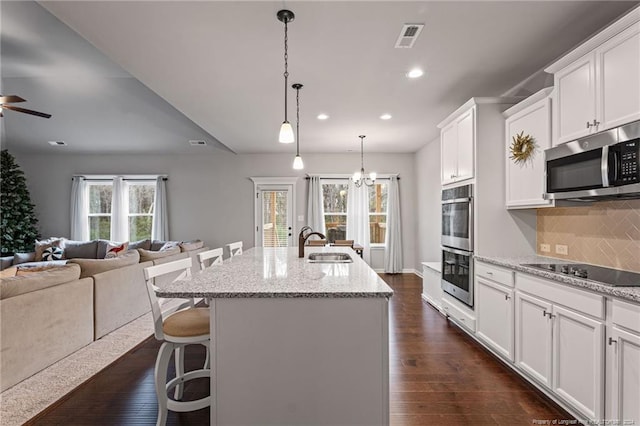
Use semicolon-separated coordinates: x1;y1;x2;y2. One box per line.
277;10;295;144
292;83;304;170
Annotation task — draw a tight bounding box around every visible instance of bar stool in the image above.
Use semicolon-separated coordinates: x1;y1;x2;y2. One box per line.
307;239;327;246
227;241;243;257
197;247;224;269
143;257;211;426
334;239;354;248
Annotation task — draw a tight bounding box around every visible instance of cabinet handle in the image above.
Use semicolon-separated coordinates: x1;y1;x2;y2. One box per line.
543;310;547;317
486;271;493;275
592;119;600;127
504;294;510;301
608;337;617;346
586;121;592;128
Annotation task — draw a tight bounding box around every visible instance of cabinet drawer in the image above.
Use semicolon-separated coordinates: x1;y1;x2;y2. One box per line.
441;297;476;333
476;262;514;288
516;273;604;319
612;299;640;334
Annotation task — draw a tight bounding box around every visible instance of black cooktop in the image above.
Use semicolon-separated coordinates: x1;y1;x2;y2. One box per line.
522;263;640;287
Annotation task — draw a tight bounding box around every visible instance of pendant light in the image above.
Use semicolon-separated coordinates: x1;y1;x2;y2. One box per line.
292;83;304;170
277;9;295;144
352;135;377;187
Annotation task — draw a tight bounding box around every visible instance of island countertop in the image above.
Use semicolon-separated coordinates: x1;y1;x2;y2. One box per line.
156;246;394;299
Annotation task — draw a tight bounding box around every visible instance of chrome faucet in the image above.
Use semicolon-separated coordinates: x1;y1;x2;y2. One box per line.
298;226;326;258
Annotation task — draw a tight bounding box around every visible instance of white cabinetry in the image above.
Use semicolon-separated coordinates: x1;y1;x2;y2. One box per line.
440;106;475;185
515;273;605;420
503;88;554;209
607;299;640;424
476;269;515;361
421;262;443;313
547;15;640;145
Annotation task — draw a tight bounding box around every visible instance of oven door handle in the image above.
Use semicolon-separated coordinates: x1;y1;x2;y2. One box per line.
441;246;472;256
601;145;610;188
442;197;472;204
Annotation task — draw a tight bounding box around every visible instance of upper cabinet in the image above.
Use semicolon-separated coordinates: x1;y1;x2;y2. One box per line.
439;105;476;185
546;10;640;145
503;88;554;209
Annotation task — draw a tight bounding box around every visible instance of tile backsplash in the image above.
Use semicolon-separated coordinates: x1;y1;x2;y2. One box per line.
537;200;640;273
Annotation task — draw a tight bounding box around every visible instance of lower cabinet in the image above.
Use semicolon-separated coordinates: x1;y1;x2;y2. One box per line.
421;263;443;313
514;277;605;420
476;277;514;361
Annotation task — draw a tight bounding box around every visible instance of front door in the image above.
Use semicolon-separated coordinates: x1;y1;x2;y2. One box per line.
256;186;293;248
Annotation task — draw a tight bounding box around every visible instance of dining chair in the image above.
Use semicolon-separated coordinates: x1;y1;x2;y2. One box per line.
334;239;354;247
227;241;243;257
198;247;224;269
143;257;211;426
307;239;327;246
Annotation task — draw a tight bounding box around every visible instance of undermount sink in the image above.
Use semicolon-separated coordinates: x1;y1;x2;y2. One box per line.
307;253;353;263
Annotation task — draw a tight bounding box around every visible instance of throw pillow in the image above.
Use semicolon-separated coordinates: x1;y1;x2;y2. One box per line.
42;246;64;261
128;239;151;251
105;242;129;259
35;238;63;261
60;239;98;259
180;239;204;252
11;252;36;266
160;241;180;251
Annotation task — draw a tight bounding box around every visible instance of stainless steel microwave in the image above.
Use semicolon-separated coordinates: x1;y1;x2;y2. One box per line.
544;121;640;201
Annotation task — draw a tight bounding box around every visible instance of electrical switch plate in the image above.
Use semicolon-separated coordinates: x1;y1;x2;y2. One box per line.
298;215;304;222
540;244;551;253
555;244;568;255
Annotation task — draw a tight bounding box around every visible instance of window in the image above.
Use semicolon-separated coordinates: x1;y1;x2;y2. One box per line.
321;181;388;245
86;180;155;241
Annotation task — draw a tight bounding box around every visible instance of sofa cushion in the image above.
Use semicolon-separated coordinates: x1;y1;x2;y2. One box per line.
12;252;36;266
0;266;17;278
0;263;81;300
180;239;204;252
68;250;140;279
150;240;181;251
35;238;63;261
42;246;64;261
137;246;181;262
16;264;60;275
128;239;151;251
61;239;98;259
12;260;68;269
1;256;14;270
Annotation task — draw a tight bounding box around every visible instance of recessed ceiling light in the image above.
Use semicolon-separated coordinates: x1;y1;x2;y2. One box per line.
317;113;329;120
407;68;424;79
380;114;392;120
48;141;67;146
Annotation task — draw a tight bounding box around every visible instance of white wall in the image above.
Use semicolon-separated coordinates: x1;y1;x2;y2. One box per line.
13;151;417;271
413;137;442;268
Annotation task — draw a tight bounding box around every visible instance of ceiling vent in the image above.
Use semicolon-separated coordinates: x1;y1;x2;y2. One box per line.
48;140;67;146
394;24;424;48
189;140;207;146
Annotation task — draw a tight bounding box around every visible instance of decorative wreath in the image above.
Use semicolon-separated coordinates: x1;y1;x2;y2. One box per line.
509;131;536;165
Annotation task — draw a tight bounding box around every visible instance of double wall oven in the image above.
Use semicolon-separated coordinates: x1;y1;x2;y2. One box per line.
441;184;474;307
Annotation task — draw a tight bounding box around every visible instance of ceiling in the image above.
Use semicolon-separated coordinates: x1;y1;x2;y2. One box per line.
2;1;638;154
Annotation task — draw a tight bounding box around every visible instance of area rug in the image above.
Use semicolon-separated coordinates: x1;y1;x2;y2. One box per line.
0;312;155;426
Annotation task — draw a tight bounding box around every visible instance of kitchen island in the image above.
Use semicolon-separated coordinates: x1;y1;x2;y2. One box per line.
156;246;393;426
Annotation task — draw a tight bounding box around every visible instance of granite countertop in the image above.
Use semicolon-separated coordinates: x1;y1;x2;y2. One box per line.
475;255;640;304
156;247;394;299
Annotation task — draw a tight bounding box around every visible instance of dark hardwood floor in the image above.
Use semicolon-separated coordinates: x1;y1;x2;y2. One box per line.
27;273;574;425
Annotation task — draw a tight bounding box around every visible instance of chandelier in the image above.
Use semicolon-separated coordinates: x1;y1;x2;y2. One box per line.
352;135;377;187
277;10;295;144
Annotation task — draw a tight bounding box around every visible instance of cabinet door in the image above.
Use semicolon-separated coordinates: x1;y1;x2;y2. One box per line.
422;267;443;311
455;108;474;182
552;305;604;420
476;278;514;361
515;292;553;387
441;122;458;185
505;97;553;208
554;54;596;145
608;326;640;425
596;22;640;131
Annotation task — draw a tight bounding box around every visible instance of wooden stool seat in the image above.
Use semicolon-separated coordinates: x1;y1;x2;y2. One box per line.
163;308;210;338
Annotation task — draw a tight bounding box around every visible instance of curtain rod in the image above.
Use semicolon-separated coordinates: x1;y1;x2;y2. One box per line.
72;176;168;182
305;176;400;180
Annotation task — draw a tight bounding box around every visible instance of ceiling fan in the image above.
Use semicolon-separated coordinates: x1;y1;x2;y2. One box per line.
0;95;51;119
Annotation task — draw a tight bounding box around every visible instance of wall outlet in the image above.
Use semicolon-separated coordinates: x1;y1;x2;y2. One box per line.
297;215;304;222
540;243;551;253
555;244;569;255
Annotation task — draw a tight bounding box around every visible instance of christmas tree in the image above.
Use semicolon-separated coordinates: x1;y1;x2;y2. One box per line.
1;150;39;255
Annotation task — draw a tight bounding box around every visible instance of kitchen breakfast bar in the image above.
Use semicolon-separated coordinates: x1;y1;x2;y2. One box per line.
156;246;394;425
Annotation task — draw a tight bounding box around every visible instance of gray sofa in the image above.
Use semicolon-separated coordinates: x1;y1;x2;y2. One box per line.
0;238;208;391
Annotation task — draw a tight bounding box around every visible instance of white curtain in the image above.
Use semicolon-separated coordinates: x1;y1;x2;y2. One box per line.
70;176;88;241
110;177;128;242
384;176;403;273
152;176;169;241
306;176;325;236
346;180;371;264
